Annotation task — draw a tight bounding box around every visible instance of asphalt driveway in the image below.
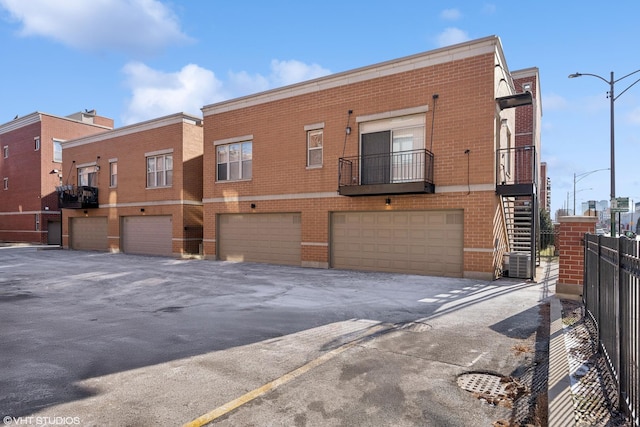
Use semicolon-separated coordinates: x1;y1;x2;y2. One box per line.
0;246;550;426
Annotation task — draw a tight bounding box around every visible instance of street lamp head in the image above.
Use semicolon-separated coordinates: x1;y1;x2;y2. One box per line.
568;72;582;78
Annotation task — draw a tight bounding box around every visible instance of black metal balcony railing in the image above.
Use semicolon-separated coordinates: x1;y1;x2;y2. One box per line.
338;149;434;196
496;145;537;196
57;185;99;209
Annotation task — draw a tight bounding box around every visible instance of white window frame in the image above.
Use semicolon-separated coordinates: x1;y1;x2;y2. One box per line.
358;113;426;184
305;124;323;168
77;164;98;187
34;137;40;151
3;177;8;190
109;159;117;188
3;145;7;158
53;139;63;162
216;141;252;182
146;153;173;188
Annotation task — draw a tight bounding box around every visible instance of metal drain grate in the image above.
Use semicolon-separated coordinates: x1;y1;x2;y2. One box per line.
457;373;528;407
396;321;432;333
457;373;507;396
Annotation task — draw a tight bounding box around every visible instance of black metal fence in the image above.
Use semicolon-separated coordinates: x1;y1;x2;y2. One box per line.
539;228;559;258
584;234;639;425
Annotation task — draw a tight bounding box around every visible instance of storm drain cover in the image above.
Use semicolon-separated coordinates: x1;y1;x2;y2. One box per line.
457;373;527;407
395;321;432;332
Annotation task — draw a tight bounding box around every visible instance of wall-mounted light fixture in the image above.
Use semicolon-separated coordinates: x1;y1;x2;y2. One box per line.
250;203;256;209
385;198;391;206
345;126;351;135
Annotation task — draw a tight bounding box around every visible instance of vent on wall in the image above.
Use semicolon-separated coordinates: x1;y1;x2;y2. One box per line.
509;253;531;279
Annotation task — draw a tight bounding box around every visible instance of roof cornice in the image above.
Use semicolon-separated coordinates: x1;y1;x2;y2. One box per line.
61;112;202;148
0;111;113;136
0;112;41;135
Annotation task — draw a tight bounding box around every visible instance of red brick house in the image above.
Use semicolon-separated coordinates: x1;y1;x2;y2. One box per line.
201;36;542;280
59;113;203;257
0;111;113;244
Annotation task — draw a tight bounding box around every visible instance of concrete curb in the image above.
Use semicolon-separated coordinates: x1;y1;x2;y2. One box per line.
547;296;575;426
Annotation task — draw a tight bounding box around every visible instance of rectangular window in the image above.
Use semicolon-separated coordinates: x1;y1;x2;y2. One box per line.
78;166;97;187
307;129;323;167
35;214;40;231
110;161;117;187
3;145;7;158
217;141;252;181
53;140;62;162
34;137;40;151
146;154;173;188
3;177;7;190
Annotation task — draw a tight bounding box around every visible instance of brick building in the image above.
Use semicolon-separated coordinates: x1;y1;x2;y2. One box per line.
0;111;113;244
201;36;542;280
59;113;203;257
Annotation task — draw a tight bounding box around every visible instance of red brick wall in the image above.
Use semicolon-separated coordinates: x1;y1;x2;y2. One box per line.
202;48;509;279
0;114;112;243
62;116;203;255
557;216;597;296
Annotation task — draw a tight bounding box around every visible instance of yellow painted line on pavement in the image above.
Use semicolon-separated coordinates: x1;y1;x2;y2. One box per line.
182;323;389;427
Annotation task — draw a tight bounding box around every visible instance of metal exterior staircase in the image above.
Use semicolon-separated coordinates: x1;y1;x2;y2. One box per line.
503;196;534;252
502;195;537;278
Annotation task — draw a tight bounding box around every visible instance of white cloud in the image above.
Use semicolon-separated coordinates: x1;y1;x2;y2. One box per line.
268;59;331;86
121;62;222;125
627;106;640;125
121;59;332;124
435;27;470;47
440;9;461;21
0;0;191;54
542;93;568;111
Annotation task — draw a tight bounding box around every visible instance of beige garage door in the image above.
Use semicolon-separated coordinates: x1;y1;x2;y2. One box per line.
70;217;108;251
122;215;173;257
331;210;463;276
218;213;301;265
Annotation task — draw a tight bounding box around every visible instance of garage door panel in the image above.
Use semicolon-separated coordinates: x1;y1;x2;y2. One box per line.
218;213;301;266
332;210;463;277
71;217;108;251
122;216;172;257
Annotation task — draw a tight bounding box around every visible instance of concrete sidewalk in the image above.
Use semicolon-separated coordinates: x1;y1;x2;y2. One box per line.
548;295;631;427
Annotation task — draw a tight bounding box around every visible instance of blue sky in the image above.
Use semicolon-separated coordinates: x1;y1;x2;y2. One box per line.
1;1;639;218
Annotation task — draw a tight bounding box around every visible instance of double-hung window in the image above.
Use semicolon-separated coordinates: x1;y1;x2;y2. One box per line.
217;141;252;181
146;152;173;188
109;160;118;187
53;139;63;162
3;145;8;158
305;124;323;167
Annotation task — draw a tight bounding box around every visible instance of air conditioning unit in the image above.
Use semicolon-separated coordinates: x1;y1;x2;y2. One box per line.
508;252;531;279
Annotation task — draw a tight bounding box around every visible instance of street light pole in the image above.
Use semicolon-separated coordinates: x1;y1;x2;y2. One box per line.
573;168;608;216
569;69;640;237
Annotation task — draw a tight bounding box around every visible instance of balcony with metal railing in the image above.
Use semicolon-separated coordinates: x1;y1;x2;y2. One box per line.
56;185;99;209
338;149;434;196
496;145;537;196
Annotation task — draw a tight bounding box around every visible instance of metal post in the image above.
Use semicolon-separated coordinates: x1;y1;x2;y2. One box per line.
610;71;616;237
